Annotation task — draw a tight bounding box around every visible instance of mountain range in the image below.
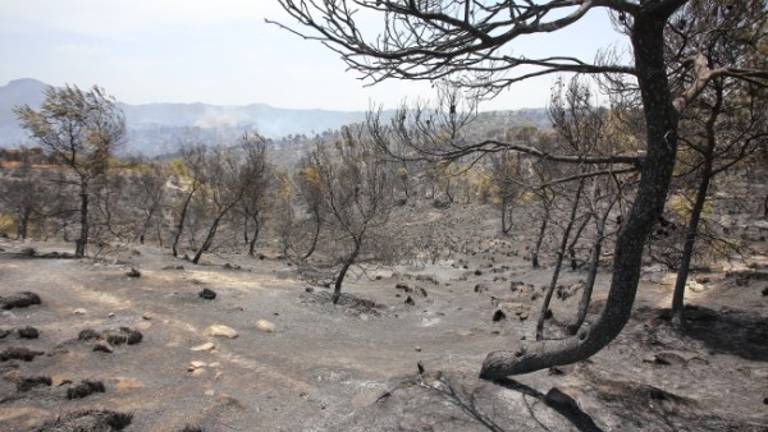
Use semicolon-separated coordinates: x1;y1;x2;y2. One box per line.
0;78;371;156
0;78;550;157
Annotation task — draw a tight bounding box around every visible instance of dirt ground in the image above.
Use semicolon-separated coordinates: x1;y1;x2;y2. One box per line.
1;204;767;431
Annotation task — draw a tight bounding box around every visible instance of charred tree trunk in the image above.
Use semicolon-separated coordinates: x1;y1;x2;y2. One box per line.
75;183;89;258
536;179;585;340
670;85;722;328
172;188;196;258
303;209;322;260
481;11;681;378
568;210;610;335
500;195;513;235
331;241;361;304
248;213;261;257
191;214;223;264
17;207;31;240
568;215;591;270
531;210;549;268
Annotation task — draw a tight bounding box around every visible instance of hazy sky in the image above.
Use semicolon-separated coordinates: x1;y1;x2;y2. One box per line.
0;1;629;111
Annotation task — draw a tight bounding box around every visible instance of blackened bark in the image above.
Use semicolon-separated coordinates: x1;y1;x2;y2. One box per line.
568;212;609;335
303;210;322;260
331;241;361;304
568;215;591;270
532;213;549;268
670;84;722;327
172;188;196;258
75;184;89;258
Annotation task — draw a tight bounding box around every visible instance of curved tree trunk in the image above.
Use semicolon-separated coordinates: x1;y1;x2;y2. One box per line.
303;210;322;260
536;179;585;340
331;241;361;304
531;210;549;268
481;13;680;378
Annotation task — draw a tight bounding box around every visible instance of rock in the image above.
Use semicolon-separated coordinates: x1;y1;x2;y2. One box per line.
179;426;204;432
404;296;415;306
189;361;207;369
17;326;39;339
93;342;114;353
190;368;206;377
255;319;276;333
414;346;422;352
0;328;9;339
126;267;141;278
16;375;52;392
78;329;101;341
142;313;153;320
395;283;412;293
0;291;41;310
474;283;487;293
204;324;238;339
108;312;115;318
199;288;217;300
67;380;106;399
305;287;314;293
492;309;507;322
190;342;215;352
762;287;768;297
35;410;132;432
1;347;44;362
79;327;143;346
73;308;87;315
105;328;143;345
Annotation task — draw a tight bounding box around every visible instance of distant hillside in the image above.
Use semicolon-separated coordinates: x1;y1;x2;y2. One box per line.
0;79;369;156
0;78;550;157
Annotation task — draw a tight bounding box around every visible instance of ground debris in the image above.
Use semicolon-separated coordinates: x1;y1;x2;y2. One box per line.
35;409;132;431
1;347;44;362
0;291;41;310
66;380;106;399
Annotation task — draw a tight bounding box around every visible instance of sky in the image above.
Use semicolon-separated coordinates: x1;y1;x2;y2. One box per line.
0;1;629;111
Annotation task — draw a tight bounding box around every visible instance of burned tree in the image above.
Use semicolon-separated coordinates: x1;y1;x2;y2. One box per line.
665;0;768;327
301;126;394;304
15;85;125;257
170;143;207;258
274;0;767;378
190;134;268;264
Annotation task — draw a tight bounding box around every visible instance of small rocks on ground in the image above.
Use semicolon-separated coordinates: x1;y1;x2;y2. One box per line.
73;308;87;315
190;342;215;352
255;319;276;333
16;375;52;392
35;410;132;432
199;288;217;300
126;267;141;278
492;309;507;322
67;380;106;399
204;324;238;339
0;291;41;310
1;347;44;362
16;326;39;339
